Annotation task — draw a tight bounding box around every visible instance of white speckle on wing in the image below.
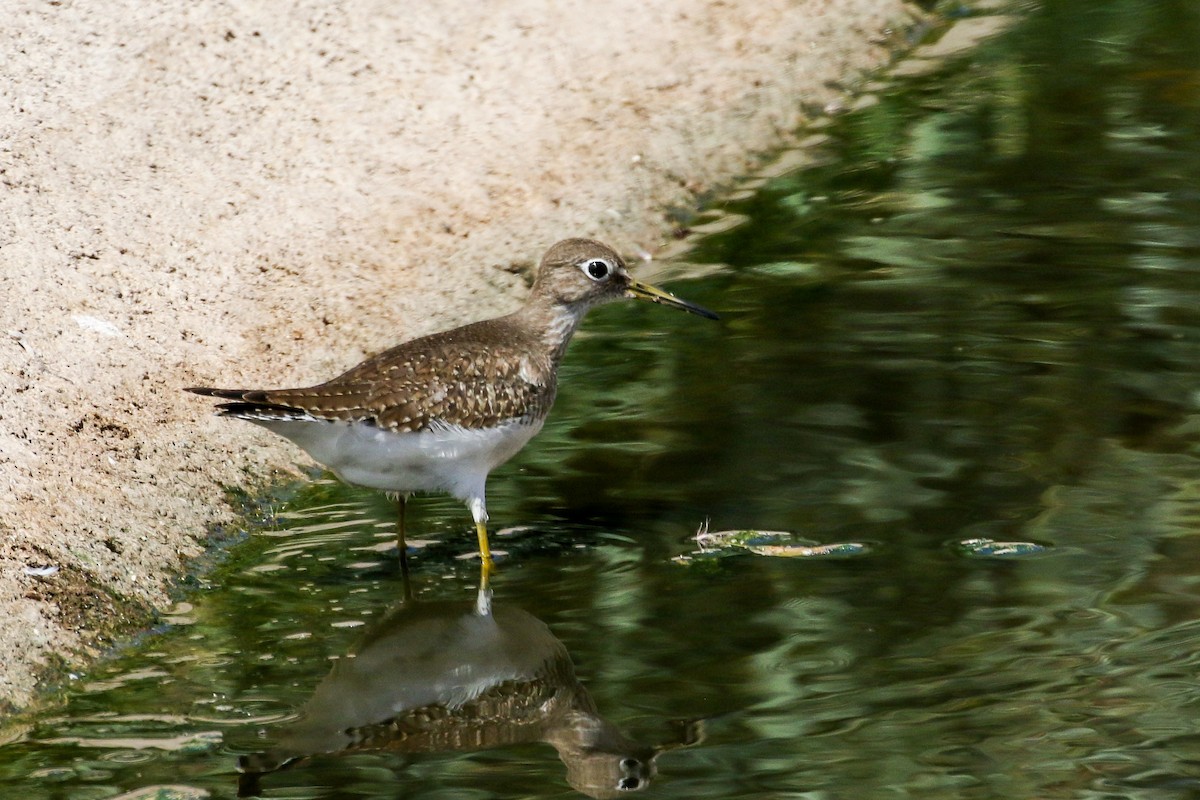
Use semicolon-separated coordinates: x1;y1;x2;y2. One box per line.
518;357;538;384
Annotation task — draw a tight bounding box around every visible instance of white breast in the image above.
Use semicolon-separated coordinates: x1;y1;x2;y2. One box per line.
252;417;544;502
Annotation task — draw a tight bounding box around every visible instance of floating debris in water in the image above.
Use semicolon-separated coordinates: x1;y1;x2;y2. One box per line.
743;541;870;558
953;538;1050;558
107;784;211;800
676;525;872;563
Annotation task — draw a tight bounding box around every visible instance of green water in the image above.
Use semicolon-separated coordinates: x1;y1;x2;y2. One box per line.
9;1;1200;797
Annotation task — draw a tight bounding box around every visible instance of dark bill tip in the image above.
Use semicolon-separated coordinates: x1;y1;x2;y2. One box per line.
626;279;719;320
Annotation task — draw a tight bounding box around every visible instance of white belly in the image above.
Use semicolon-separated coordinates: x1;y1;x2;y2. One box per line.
252;417;543;502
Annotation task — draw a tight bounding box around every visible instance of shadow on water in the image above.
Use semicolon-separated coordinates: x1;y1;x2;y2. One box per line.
8;1;1200;797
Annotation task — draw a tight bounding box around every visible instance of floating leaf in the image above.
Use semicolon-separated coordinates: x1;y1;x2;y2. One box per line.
953;538;1050;558
687;528;872;560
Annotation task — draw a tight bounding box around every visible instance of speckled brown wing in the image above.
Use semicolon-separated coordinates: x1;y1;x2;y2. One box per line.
190;316;558;433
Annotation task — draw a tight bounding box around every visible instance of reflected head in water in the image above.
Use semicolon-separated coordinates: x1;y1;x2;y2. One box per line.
237;564;703;798
545;713;702;797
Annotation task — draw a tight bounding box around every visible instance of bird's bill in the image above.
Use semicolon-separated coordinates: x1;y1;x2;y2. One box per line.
625;279;719;320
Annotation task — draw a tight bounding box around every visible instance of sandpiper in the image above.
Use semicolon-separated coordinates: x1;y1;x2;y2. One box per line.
187;238;717;569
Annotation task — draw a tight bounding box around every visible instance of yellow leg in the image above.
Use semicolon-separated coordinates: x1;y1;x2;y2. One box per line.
468;496;495;572
475;519;495;572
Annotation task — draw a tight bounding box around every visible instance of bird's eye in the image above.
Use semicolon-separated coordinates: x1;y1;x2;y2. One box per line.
582;258;612;281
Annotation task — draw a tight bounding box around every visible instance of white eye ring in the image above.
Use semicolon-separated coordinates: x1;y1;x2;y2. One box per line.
581;258;613;281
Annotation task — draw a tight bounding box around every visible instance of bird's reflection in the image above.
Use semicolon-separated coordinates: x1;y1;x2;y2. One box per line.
238;564;700;798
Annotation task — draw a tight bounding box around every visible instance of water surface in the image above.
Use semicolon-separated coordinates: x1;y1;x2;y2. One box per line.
7;1;1200;797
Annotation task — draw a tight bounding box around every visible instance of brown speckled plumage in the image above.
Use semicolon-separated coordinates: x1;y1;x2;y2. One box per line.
192;315;560;432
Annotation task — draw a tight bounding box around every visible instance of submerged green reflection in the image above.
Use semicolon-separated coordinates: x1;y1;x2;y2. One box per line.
7;1;1200;798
